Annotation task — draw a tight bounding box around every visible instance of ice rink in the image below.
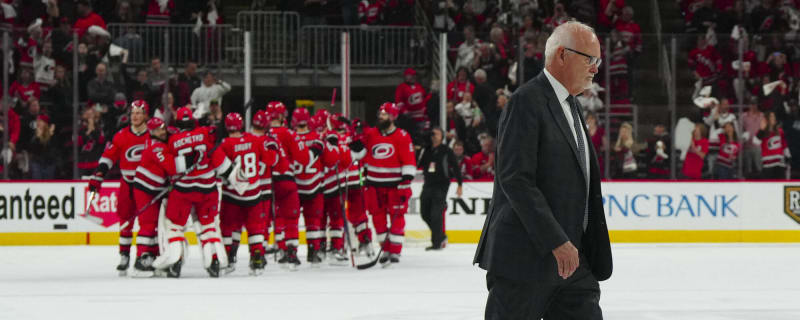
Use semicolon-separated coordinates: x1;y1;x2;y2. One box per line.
1;243;799;320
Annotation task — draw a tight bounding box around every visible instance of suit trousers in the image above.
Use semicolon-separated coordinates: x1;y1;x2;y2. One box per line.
485;253;602;320
420;183;449;246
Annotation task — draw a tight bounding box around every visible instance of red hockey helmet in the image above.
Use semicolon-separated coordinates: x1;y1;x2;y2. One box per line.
378;102;400;119
314;109;330;121
131;99;149;115
175;106;194;122
252;110;270;129
266;101;287;118
167;126;179;135
225;112;244;132
146;117;165;131
309;113;325;132
291;107;311;128
329;112;348;131
403;68;417;76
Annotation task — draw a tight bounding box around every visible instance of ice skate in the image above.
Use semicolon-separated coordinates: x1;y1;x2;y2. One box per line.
132;253;156;278
249;249;266;276
116;252;130;276
329;248;350;266
224;252;237;275
357;241;374;258
206;256;221;278
378;251;392;268
166;258;183;278
307;246;323;267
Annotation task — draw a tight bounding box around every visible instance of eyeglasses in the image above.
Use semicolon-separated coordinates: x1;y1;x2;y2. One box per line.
565;47;602;67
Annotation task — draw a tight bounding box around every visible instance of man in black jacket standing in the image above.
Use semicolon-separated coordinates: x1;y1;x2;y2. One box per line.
474;21;612;319
417;127;463;250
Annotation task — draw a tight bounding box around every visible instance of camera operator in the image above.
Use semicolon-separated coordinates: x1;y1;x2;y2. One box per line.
417;127;463;251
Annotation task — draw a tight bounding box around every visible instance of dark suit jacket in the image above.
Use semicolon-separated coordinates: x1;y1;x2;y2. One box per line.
473;72;613;282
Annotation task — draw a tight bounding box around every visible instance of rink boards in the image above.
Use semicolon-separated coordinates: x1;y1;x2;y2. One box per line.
1;181;800;245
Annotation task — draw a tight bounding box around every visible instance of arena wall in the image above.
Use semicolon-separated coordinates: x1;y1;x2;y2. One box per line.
1;181;799;245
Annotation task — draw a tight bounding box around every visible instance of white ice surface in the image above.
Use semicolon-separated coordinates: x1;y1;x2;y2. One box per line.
1;243;799;320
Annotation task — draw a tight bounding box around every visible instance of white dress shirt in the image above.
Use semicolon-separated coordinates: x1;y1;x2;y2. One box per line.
543;68;590;183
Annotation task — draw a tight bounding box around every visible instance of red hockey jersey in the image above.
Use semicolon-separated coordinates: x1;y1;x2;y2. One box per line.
168;126;231;193
759;129;788;169
358;0;384;25
220;133;278;205
133;138;175;195
99;126;150;183
715;135;740;169
395;82;428;124
321;131;352;196
295;130;339;199
446;80;474;102
269;126;309;178
363;127;416;188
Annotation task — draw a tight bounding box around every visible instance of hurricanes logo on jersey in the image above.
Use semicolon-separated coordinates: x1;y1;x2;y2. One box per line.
372;143;395;159
125;144;145;162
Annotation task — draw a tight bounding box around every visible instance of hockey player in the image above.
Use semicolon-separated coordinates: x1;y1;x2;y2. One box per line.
130;117;174;277
88;99;150;275
320;113;351;264
352;103;416;267
219;112;278;275
333;116;375;258
292;107;339;265
153;106;236;278
265;102;309;269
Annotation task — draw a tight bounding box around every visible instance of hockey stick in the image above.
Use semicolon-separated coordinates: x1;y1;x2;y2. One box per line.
355;161;385;270
82;191;104;225
122;142;224;230
336;163;356;267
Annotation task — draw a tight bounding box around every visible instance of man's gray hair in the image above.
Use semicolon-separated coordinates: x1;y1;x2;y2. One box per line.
544;21;596;65
474;69;487;80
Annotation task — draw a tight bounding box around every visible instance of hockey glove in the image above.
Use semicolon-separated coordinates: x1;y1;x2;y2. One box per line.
88;171;104;192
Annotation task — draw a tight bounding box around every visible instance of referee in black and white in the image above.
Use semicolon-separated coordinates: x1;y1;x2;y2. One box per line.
417;127;463;251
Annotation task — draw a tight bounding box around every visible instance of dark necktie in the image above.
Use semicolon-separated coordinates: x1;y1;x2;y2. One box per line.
567;95;589;231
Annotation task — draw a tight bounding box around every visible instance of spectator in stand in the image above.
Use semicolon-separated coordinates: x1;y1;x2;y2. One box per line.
520;39;545;85
73;0;107;38
750;0;784;35
488;91;508;137
713;122;740;179
452;140;472;179
123;65;154;106
645;124;671;179
147;57;170;97
395;68;429;130
0;105;20;156
453;3;485;32
384;0;415;26
44;65;72;128
18;98;43;153
612;122;639;179
683;123;709;180
756;111;789;179
686;0;718;34
447;67;475;102
608;29;631;104
154;92;176;125
177;61;201;106
782;100;800;179
145;0;174;25
34;40;57;92
455;26;481;71
358;0;383;25
27;114;59;180
77;107;105;177
454;91;484;149
688;34;723;88
108;1;137;24
585;112;607;178
470;134;495;180
87;63;117;108
10;69;42;111
741;96;764;178
190;71;230;119
473;42;507;90
543;2;570;31
597;0;625;32
472;69;496;128
614;6;642;61
17;24;40;69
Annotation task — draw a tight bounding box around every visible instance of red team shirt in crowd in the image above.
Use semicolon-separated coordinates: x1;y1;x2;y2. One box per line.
682;138;709;179
99;127;150;183
395;82;428;124
133;138;175;195
688;45;722;80
470;151;495;180
446;80;475;102
73;12;107;38
715;135;740;169
358;0;384;25
9;81;41;102
760;129;788;169
167;126;231;193
145;0;174;25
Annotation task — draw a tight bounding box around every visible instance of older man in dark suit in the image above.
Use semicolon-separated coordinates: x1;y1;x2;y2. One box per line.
474;21;613;319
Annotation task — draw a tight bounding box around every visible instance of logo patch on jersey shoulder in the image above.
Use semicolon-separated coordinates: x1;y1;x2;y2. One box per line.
125;144;145;162
372;143;395;159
